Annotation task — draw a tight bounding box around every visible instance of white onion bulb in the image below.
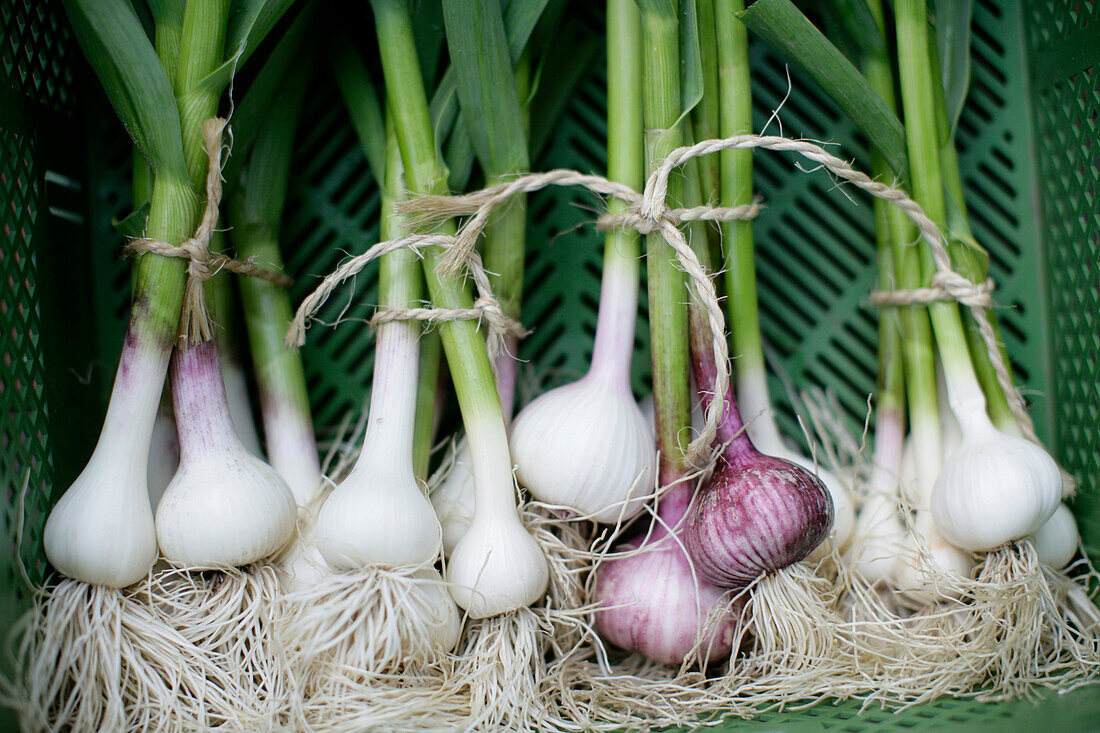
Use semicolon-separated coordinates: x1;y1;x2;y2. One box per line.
156;342;297;567
511;372;653;523
931;417;1061;551
447;507;549;618
1028;502;1079;570
44;340;163;588
429;438;475;554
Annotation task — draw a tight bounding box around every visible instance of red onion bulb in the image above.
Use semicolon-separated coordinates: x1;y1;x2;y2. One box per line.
593;487;741;666
683;341;833;588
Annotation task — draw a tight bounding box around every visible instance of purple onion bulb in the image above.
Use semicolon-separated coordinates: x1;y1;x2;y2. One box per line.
685;452;833;587
684;318;833;589
593;486;741;666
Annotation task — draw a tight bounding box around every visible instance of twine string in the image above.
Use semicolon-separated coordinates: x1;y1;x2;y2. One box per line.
288;132;1038;464
124;117;294;345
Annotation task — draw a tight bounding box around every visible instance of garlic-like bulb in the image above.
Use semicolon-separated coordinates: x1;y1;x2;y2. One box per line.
790;455;854;561
429;438;475;554
316;463;440;570
447;508;550;619
895;511;973;600
684;349;833;588
44;338;163;588
848;408;906;584
511;372;653;523
686;451;833;587
593;523;739;666
410;568;463;653
279;527;328;592
850;489;905;585
931;418;1061;552
511;224;651;524
315;305;442;570
147;399;180;511
156;342;297;567
735;386;853;557
1028;502;1079;570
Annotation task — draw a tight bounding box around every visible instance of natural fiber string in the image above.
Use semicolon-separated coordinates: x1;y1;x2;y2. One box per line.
395;169;755;467
283;234;528;358
289;132;1038;463
124;117;294;345
870;274;995;309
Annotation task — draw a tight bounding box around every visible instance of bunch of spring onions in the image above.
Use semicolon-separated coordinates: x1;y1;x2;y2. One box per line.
8;0;1099;730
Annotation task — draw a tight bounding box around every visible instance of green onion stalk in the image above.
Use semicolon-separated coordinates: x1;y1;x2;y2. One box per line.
927;48;1019;438
229;65;320;511
847;0;910;586
692;0;724;266
637;0;690;488
431;0;534;559
894;0;1059;578
717;0;854;554
17;0;293;729
369;1;553;727
277;109;462;725
370;0;547;628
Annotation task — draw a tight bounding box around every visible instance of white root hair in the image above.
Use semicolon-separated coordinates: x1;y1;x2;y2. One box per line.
146;563;295;729
1;580;251;732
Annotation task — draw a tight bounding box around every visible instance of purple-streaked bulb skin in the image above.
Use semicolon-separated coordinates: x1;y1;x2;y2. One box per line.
593;534;740;666
684;452;834;588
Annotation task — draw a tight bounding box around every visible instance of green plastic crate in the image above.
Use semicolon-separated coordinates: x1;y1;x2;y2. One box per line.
1;0;1098;729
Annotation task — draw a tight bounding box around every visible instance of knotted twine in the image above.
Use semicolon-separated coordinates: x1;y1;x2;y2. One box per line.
286;133;1039;468
124;117;293;346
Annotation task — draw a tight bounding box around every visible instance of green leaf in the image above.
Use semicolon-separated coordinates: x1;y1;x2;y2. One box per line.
636;0;677;15
330;35;388;189
413;0;447;87
443;0;529;177
233;59;311;230
932;0;972;141
222;6;314;188
129;0;156;40
502;0;552;61
445;115;477;191
225;0;299;68
738;0;907;174
145;0;184;79
112;202;151;239
817;0;883;63
528;34;599;160
61;0;189;182
428;0;550;153
146;0;185;27
680;0;704;117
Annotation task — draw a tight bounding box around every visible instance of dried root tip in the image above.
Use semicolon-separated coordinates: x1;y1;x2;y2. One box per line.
542;649;731;731
1;580;251;732
457;608;549;731
279;565;459;691
745;563;844;670
147;563;295;729
294;671;469;733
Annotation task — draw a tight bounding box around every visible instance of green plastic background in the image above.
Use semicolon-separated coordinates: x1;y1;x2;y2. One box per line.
1;0;1098;729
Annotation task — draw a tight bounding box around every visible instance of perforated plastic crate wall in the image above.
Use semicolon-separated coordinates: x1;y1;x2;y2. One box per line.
2;0;1098;730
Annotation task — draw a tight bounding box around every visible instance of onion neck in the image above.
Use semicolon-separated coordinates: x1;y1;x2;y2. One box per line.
356;317;419;472
171;340;240;460
588;244;640;386
357;123;422;476
592;1;643;388
689;304;754;463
